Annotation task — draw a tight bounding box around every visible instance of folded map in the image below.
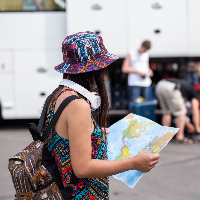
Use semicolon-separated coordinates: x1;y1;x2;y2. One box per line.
107;113;179;188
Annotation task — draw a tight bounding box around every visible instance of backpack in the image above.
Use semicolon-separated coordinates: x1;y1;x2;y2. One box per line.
8;95;80;199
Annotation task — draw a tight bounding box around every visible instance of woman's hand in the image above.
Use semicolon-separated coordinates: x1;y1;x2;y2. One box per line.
102;128;110;134
132;153;160;172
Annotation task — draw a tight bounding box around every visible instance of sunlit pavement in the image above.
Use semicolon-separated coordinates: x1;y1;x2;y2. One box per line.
0;120;200;200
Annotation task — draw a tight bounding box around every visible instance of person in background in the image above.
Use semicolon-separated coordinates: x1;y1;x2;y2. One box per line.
155;78;200;144
23;0;44;11
122;40;153;102
44;32;160;199
186;61;199;86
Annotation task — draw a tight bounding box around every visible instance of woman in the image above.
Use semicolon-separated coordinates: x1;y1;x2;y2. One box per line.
44;32;160;199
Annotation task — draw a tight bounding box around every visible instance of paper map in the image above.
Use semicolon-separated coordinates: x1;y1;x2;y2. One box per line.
107;113;179;188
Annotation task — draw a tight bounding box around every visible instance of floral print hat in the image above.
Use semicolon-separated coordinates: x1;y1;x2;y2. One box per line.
54;31;118;74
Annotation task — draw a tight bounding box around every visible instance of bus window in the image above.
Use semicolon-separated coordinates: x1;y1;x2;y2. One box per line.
0;0;65;11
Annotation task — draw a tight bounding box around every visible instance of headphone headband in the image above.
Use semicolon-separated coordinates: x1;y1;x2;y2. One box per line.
59;79;101;110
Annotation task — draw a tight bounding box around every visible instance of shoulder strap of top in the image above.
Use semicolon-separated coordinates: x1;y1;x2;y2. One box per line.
41;95;80;194
42;95;80;141
37;90;70;136
53;88;77;103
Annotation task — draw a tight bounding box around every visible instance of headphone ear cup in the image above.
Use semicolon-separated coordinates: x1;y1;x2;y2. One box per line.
90;93;101;110
59;79;101;110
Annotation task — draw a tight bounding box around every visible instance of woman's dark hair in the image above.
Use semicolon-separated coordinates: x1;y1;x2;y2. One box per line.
47;68;109;128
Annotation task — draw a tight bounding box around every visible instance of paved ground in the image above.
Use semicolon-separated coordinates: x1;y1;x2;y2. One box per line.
0;120;200;200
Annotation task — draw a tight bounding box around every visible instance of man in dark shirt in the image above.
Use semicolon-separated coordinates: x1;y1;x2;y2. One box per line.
155;78;200;143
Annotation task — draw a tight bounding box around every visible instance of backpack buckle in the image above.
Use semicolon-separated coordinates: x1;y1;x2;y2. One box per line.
14;161;21;165
41;193;48;199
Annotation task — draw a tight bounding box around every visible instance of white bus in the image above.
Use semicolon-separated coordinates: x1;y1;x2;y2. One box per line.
1;0;200;120
0;0;66;120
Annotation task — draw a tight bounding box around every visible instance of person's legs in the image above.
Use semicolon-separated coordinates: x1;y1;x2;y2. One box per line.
166;87;187;141
129;86;141;102
175;114;186;141
155;81;171;121
162;114;172;127
142;86;150;101
156;80;188;142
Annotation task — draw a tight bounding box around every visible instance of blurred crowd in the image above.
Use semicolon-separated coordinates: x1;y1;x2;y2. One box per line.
119;41;200;144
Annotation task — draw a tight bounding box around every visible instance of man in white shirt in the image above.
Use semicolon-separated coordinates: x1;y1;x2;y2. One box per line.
122;41;153;102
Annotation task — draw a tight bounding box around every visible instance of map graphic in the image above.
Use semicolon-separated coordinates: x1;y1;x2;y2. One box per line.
107;113;179;188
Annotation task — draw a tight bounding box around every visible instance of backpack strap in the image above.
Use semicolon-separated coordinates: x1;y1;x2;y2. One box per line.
28;95;50;141
42;95;80;141
42;95;80;193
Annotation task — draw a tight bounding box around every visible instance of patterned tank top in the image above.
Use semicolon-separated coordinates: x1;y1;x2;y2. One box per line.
44;89;109;199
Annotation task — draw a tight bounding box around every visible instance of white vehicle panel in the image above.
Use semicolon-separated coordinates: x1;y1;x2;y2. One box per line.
0;12;65;119
14;50;62;119
67;0;128;58
0;12;65;50
188;0;200;56
128;0;187;57
0;74;15;119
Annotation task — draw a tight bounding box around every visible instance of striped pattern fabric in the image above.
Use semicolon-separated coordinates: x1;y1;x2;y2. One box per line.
44;91;109;199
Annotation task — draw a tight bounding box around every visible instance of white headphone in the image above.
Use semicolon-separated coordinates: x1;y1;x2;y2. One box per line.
59;79;101;110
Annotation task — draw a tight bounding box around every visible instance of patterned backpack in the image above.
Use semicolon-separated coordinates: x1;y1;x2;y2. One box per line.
8;96;79;199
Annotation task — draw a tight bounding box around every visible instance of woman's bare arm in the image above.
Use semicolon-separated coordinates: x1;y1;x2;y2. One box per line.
65;99;160;179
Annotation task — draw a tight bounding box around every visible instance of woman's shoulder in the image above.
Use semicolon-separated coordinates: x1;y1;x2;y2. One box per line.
56;91;90;114
58;93;91;124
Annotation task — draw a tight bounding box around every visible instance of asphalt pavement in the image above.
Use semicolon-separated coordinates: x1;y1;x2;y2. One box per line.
0;120;200;200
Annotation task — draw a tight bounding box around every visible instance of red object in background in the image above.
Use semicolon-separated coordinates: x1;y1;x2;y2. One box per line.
162;74;170;79
194;83;200;92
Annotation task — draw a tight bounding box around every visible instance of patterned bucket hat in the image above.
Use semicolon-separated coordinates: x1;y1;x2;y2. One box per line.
54;31;118;74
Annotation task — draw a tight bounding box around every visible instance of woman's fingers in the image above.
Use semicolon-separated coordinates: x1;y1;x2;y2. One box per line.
149;159;159;169
151;159;159;165
150;164;155;170
151;154;160;161
102;128;110;134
